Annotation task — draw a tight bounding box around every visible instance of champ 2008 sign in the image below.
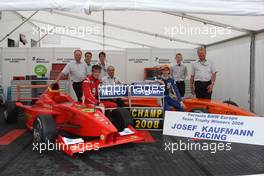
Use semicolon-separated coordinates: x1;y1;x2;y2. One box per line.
163;111;264;145
98;84;165;130
131;108;164;130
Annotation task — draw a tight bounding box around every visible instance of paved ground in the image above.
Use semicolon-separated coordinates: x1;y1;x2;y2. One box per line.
0;107;264;176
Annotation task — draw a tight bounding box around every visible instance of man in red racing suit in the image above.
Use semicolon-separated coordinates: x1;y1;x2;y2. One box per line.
82;65;117;108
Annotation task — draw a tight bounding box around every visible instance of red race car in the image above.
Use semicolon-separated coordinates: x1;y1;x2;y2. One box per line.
3;83;145;156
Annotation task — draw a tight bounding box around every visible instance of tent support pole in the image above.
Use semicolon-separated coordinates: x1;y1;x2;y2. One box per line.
249;32;256;112
0;11;38;43
102;10;105;50
13;11;39;30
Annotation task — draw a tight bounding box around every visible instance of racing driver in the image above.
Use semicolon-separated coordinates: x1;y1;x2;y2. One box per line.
157;65;185;111
82;65;117;108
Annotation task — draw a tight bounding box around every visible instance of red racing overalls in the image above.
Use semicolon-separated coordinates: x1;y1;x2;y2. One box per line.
82;75;117;108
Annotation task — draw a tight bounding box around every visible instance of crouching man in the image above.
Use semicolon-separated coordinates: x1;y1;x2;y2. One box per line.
158;65;185;111
102;65;125;107
82;65;117;108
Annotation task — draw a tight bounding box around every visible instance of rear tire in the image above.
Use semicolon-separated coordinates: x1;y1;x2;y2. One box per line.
33;115;57;144
4;101;18;123
191;108;209;113
223;100;239;107
109;108;133;132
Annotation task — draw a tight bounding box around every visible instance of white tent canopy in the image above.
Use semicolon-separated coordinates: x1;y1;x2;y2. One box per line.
9;10;263;50
1;0;264;16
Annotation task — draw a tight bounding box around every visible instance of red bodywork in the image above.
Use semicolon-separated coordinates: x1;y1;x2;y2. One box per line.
16;87;144;156
183;98;255;116
123;97;255;116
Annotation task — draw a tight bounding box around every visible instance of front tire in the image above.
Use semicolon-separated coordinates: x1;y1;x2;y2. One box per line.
4;101;18;123
33;115;57;144
109;108;133;132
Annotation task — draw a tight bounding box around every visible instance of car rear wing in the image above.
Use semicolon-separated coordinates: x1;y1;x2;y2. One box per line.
15;83;62;102
16;84;49;101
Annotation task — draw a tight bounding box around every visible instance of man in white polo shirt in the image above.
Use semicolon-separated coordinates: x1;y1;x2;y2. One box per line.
84;51;93;75
55;49;88;102
97;51;108;78
102;65;124;106
170;53;188;97
190;47;217;99
102;65;122;85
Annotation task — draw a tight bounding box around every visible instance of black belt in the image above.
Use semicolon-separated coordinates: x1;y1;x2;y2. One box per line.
195;80;211;83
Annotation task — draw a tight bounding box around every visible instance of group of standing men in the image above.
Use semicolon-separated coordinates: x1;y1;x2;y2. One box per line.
170;47;217;99
159;47;217;111
55;50;121;106
55;47;217;111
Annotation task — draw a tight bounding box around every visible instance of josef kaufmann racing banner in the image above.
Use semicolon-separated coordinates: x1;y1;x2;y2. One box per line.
163;111;264;145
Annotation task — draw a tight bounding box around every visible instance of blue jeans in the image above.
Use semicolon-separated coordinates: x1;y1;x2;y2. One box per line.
164;96;183;111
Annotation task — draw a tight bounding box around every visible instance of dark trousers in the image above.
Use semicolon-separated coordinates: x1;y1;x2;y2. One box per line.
194;81;212;99
72;81;83;102
115;98;125;107
176;81;185;97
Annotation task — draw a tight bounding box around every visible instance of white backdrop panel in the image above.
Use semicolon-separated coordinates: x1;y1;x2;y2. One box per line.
207;37;250;110
1;48;28;95
150;49;175;67
53;48;77;63
254;33;264;116
105;50;126;83
126;49;151;83
27;48;53;77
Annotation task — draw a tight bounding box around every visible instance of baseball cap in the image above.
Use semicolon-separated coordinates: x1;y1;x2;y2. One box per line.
161;65;170;70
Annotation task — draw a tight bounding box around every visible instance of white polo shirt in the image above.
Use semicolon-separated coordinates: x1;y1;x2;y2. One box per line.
102;76;122;85
97;62;108;78
170;64;188;81
86;63;93;75
62;61;88;82
190;59;216;82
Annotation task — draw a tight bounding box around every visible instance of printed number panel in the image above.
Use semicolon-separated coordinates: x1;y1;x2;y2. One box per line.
133;119;163;130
